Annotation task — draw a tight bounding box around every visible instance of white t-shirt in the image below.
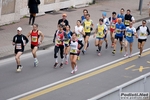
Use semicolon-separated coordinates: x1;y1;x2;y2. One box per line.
70;40;78;54
75;25;84;41
136;25;150;39
103;17;110;26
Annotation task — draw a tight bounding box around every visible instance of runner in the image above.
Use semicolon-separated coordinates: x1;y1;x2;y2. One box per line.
136;20;150;58
27;24;44;67
69;32;82;74
81;9;88;23
82;14;94;54
64;25;72;65
124;22;137;57
117;8;125;23
58;13;69;31
12;27;29;72
124;9;135;27
109;12;118;48
102;12;110;49
53;25;68;68
75;20;85;60
94;18;108;56
112;18;125;55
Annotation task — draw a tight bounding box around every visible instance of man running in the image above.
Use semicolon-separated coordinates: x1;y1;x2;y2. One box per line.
117;8;125;23
12;27;29;72
81;9;88;23
53;25;68;68
27;24;44;67
75;20;85;60
124;22;137;57
94;18;108;56
124;9;135;27
112;18;125;55
102;12;109;49
109;12;118;48
136;20;150;58
82;14;94;54
58;13;69;31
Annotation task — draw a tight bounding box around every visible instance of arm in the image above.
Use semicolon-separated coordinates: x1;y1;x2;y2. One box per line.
12;36;16;45
136;26;140;31
26;30;31;39
23;35;29;44
94;25;98;38
53;30;57;43
39;31;44;44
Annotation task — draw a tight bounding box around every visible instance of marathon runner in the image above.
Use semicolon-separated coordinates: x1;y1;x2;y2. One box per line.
64;25;72;65
94;18;108;56
82;14;94;54
75;20;85;60
124;22;137;57
117;8;125;23
136;20;150;58
102;12;109;49
53;25;68;68
27;24;44;67
12;27;29;72
112;18;125;55
109;12;118;48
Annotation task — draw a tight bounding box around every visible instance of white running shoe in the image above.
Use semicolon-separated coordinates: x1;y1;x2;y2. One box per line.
34;60;39;67
98;53;101;56
128;54;131;58
138;54;141;58
75;66;78;72
124;53;128;57
71;70;75;74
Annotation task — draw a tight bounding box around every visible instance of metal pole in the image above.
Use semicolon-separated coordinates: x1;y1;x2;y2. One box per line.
138;0;142;10
140;0;143;15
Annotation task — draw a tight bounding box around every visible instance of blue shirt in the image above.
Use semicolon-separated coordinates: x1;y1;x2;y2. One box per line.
115;23;125;37
117;14;125;22
81;16;86;22
126;27;136;40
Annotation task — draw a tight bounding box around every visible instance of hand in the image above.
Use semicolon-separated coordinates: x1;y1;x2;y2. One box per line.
38;41;42;45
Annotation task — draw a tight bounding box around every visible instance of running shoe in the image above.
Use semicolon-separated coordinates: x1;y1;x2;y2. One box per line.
112;50;116;55
98;53;101;56
82;50;85;55
54;63;58;68
75;66;78;72
34;60;39;67
138;54;141;58
59;63;63;68
65;61;68;65
105;43;108;49
128;54;131;58
124;53;128;57
71;70;75;74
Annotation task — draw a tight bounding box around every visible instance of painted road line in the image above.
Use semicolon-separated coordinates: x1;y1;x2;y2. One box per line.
132;66;150;72
7;48;150;100
125;65;135;70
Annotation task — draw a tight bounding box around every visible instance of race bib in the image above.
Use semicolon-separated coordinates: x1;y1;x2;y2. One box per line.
140;33;145;36
77;34;80;38
126;32;132;37
116;29;121;34
97;32;104;38
32;36;37;42
125;20;130;25
64;40;69;44
111;24;116;29
70;49;77;53
56;40;62;44
16;43;22;49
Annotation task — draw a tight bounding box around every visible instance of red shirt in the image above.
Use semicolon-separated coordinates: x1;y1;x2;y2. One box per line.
55;30;65;46
31;30;39;46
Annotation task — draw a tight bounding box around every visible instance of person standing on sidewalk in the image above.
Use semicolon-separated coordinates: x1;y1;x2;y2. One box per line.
12;27;29;72
27;24;44;67
58;14;69;31
136;20;150;58
28;0;40;25
147;1;150;16
82;14;94;54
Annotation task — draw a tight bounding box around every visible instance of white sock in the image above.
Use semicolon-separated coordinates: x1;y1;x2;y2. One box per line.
66;54;69;61
61;58;64;63
55;58;58;63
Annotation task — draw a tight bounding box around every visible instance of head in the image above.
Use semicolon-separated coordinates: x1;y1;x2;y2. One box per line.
62;13;67;20
72;32;77;39
83;9;88;16
126;9;131;15
129;22;133;27
142;20;146;26
120;8;125;15
118;18;122;24
17;27;22;35
59;24;64;31
77;20;81;26
66;25;71;31
99;18;103;25
86;14;90;20
112;12;116;18
33;24;38;31
102;12;107;18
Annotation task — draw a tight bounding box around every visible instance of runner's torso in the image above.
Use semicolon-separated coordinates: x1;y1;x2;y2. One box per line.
31;30;39;46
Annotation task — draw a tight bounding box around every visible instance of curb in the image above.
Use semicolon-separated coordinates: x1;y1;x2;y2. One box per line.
0;17;149;60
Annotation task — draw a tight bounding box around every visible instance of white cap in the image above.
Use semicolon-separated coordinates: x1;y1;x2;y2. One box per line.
17;27;22;31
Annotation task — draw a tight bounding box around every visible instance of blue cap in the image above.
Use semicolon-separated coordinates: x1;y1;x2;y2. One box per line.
102;12;107;16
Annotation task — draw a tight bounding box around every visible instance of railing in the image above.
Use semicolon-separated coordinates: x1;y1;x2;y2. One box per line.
88;72;150;100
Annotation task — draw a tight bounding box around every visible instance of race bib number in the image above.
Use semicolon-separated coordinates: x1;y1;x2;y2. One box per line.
111;24;116;29
126;32;132;37
116;29;121;34
16;43;22;49
125;20;130;25
140;33;145;36
98;32;104;38
56;40;62;44
32;36;37;42
70;49;77;53
64;40;69;44
77;34;80;38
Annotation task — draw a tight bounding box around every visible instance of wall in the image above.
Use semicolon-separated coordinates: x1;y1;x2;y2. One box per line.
0;0;93;26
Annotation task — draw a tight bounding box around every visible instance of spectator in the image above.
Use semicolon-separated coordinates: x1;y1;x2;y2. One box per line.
58;14;69;31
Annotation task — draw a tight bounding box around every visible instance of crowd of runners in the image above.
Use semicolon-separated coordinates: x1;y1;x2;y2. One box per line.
12;8;150;74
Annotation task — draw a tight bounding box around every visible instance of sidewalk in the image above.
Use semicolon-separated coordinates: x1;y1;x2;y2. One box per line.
0;0;149;59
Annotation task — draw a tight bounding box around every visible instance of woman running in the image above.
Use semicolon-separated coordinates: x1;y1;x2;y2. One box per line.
64;25;72;65
70;33;82;74
75;20;85;60
94;18;108;56
124;22;137;57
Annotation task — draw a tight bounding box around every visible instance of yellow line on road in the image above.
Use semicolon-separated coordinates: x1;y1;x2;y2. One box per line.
19;51;150;100
125;65;135;70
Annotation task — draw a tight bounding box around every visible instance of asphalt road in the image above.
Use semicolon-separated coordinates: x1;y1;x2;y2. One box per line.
1;22;150;100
